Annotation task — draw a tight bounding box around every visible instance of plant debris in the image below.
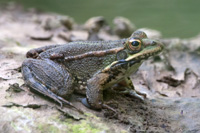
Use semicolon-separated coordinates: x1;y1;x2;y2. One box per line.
6;83;24;93
2;102;47;109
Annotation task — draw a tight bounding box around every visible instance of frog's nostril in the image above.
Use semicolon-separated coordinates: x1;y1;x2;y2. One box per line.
152;41;156;45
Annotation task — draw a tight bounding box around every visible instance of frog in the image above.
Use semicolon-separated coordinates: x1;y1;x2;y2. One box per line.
21;31;163;112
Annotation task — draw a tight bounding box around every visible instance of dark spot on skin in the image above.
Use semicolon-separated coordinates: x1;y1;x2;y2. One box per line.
73;75;79;83
87;73;91;78
102;74;115;85
107;75;114;82
121;63;128;69
97;58;103;65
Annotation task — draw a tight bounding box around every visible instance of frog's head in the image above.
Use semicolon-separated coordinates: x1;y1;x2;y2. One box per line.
82;31;164;110
104;31;164;72
122;30;163;61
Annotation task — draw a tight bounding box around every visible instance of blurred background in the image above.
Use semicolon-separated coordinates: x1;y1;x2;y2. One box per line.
0;0;200;38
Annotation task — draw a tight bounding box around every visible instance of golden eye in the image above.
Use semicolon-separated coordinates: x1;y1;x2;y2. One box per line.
127;39;142;51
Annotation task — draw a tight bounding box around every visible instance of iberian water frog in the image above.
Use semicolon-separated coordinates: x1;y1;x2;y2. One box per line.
21;31;163;112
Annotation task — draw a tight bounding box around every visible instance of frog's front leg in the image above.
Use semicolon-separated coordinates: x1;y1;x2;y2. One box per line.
81;72;115;111
21;58;81;112
117;77;146;101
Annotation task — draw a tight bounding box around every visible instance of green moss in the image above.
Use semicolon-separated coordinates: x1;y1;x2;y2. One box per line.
120;130;128;133
60;112;109;132
37;123;60;133
10;121;18;131
35;111;110;132
67;121;102;133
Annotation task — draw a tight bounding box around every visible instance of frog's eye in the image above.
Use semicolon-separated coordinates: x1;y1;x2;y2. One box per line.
127;39;142;51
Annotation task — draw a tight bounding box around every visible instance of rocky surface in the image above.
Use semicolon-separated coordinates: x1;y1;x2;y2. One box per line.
1;3;200;133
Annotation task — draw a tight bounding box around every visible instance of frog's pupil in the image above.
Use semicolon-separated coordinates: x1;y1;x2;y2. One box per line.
131;41;139;46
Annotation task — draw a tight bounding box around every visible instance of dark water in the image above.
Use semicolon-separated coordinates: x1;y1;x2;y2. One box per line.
2;0;200;38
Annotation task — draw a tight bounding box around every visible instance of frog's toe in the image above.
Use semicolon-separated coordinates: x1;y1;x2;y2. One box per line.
81;98;117;113
81;98;92;108
102;104;117;113
120;89;146;101
81;98;103;111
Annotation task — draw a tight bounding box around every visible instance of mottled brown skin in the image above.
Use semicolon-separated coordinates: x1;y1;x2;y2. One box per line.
21;31;163;111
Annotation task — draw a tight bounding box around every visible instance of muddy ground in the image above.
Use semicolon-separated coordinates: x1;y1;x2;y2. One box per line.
1;3;200;133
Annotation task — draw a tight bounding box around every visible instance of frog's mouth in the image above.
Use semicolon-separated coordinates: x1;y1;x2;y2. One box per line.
102;41;163;72
126;44;163;62
111;45;163;69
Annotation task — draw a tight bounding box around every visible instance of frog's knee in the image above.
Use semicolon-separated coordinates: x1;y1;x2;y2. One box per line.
22;58;33;66
21;59;35;81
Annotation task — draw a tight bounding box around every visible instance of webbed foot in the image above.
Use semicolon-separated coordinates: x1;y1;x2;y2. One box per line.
119;89;146;101
115;77;146;101
81;98;92;109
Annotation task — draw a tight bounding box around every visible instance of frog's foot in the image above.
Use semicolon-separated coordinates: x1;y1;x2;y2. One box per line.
81;98;117;113
22;59;83;113
81;98;92;109
115;77;146;101
102;104;117;113
119;89;146;101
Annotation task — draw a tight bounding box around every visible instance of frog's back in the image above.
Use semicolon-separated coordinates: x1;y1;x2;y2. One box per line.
59;39;126;56
39;39;126;80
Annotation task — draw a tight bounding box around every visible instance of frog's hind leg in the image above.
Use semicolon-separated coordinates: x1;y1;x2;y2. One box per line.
26;45;60;58
21;58;81;112
116;77;146;101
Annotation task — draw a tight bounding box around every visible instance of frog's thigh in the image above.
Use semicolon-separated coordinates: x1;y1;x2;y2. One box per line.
21;58;74;106
118;77;146;101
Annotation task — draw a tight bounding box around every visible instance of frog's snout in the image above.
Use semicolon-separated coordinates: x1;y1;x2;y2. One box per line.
142;39;163;47
154;40;164;51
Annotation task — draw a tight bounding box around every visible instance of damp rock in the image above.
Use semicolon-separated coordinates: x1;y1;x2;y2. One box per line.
41;15;75;31
58;30;88;42
28;29;53;41
113;16;136;38
84;16;107;32
58;15;75;30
